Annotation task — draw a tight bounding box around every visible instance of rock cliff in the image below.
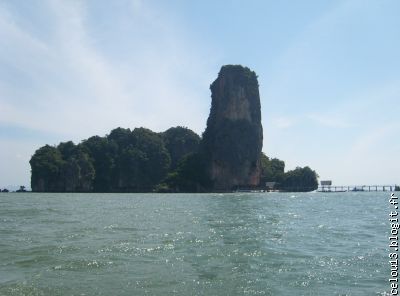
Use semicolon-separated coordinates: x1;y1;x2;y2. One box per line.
29;65;265;193
202;65;263;190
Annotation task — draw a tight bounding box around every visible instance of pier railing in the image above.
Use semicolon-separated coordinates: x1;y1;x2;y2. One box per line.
318;185;399;192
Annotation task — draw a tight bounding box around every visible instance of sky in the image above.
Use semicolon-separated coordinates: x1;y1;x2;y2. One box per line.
0;0;399;189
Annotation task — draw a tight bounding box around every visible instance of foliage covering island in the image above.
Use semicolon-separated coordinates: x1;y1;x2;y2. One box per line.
30;65;318;193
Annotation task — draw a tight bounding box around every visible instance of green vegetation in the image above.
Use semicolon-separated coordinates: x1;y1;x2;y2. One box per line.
217;65;259;88
16;186;27;192
30;126;318;193
156;152;211;193
259;153;285;185
259;153;318;192
161;127;201;170
281;166;319;192
30;126;200;192
30;145;66;192
29;142;95;192
30;130;318;192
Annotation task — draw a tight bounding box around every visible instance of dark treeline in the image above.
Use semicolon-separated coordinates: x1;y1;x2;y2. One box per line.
30;126;318;192
30;126;200;192
259;153;319;192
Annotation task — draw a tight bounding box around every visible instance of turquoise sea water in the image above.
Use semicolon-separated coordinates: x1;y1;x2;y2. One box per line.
0;192;391;295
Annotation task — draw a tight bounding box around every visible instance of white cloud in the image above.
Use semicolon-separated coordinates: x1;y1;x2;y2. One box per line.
307;113;350;128
0;0;215;186
339;125;400;185
0;1;214;138
349;123;400;155
271;116;296;129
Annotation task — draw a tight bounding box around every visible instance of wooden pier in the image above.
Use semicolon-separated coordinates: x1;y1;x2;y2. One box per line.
318;184;399;192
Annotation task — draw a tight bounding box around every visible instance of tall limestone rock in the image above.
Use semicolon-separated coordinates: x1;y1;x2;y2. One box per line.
202;65;263;190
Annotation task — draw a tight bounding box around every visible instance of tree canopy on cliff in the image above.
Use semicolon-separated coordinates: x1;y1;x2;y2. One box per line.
281;166;319;192
161;126;201;170
30;143;95;192
30;126;200;192
30;145;65;192
30;136;319;193
259;153;285;185
259;153;318;192
156;152;211;193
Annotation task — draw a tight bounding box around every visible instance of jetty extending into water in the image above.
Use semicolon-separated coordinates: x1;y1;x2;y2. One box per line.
318;184;399;192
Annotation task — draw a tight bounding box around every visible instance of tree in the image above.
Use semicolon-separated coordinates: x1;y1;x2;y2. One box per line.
30;145;65;192
159;152;211;193
281;166;318;192
117;147;148;191
30;124;320;193
259;153;285;186
122;128;170;191
107;127;132;150
57;141;76;160
161;126;201;170
16;186;26;192
81;136;117;192
63;149;95;192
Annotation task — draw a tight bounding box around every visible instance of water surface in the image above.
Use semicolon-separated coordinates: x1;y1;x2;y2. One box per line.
0;192;390;295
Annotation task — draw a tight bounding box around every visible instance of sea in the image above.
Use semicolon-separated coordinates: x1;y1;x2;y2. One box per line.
0;192;392;295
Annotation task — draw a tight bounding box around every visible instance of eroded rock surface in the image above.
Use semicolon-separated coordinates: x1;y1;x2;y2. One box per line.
202;65;263;190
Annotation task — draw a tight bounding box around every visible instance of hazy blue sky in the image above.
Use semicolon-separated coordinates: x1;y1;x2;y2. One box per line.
1;0;399;188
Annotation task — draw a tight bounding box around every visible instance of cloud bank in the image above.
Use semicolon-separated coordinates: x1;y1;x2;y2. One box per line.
0;0;214;187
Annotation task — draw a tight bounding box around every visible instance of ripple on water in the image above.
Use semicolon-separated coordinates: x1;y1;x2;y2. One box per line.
0;192;389;295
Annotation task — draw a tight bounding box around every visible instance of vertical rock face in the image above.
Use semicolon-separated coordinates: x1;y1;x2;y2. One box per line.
202;65;263;190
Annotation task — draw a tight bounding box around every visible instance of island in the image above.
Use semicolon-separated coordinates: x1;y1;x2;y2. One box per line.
30;65;318;193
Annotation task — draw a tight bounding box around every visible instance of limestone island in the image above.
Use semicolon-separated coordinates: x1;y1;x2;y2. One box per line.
30;65;318;193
